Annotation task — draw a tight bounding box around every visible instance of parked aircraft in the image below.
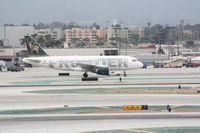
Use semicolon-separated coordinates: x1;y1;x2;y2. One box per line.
188;56;200;67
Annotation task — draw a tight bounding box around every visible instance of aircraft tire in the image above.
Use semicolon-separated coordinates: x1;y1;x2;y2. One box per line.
83;73;88;77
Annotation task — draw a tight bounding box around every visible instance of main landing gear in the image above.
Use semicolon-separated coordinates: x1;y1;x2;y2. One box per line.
83;72;88;78
83;71;126;78
82;72;98;81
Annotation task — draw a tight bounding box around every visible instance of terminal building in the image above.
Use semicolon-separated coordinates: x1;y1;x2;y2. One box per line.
0;25;34;65
0;25;34;48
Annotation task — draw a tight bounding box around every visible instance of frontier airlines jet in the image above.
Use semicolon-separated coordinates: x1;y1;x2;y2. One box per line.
22;36;143;77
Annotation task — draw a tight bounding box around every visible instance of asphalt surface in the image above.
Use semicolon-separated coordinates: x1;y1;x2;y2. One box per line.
1;118;200;133
2;82;200;87
1;113;200;121
1;67;200;133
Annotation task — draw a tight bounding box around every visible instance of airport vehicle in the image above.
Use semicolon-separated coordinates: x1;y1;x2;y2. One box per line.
22;36;143;77
0;60;7;72
109;71;121;76
0;66;7;72
0;60;6;66
7;66;24;72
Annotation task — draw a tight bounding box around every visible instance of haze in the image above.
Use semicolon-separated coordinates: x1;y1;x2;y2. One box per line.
0;0;200;26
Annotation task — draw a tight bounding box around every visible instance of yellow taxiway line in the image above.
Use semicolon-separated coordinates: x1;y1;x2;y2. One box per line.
96;106;110;109
172;105;183;108
123;129;157;133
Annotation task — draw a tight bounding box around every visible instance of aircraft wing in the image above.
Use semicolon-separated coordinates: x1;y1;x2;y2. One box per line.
76;63;109;75
76;63;101;73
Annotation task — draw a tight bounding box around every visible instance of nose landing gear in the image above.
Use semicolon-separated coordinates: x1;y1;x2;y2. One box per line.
123;71;127;77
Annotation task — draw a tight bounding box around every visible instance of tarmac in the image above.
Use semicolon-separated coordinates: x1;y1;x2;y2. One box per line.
1;67;200;133
85;126;200;133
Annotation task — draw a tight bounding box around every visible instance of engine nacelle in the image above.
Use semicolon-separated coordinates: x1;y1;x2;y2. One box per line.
96;67;109;75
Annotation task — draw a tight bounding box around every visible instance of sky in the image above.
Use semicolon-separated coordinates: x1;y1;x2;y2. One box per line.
0;0;200;26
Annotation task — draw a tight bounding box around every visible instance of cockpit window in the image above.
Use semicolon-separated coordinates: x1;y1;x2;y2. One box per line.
132;59;137;62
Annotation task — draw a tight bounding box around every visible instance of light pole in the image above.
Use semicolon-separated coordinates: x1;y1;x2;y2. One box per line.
3;25;6;46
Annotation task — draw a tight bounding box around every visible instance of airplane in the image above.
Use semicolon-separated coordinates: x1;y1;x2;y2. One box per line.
187;56;200;67
22;35;143;77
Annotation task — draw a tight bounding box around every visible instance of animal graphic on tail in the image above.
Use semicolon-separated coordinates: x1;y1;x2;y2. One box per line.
28;42;40;55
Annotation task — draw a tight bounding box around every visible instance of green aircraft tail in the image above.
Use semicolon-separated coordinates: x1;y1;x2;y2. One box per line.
23;36;48;57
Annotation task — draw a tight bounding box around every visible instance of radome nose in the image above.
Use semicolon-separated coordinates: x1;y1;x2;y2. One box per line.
138;61;143;68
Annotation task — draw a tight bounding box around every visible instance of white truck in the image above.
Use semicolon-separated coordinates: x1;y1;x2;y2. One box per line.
1;66;7;72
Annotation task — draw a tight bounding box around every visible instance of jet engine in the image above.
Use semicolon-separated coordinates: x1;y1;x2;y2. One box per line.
96;67;109;75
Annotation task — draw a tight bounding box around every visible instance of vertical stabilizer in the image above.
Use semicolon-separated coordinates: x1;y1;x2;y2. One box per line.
23;36;48;56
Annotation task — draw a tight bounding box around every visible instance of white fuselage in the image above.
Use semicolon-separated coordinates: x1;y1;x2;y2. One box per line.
22;56;143;72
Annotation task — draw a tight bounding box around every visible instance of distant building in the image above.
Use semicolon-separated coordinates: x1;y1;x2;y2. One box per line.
166;26;176;45
107;25;129;44
107;25;145;44
34;29;48;37
96;29;107;40
52;28;65;40
65;28;107;48
163;58;187;68
0;25;34;48
129;26;145;38
34;28;65;40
